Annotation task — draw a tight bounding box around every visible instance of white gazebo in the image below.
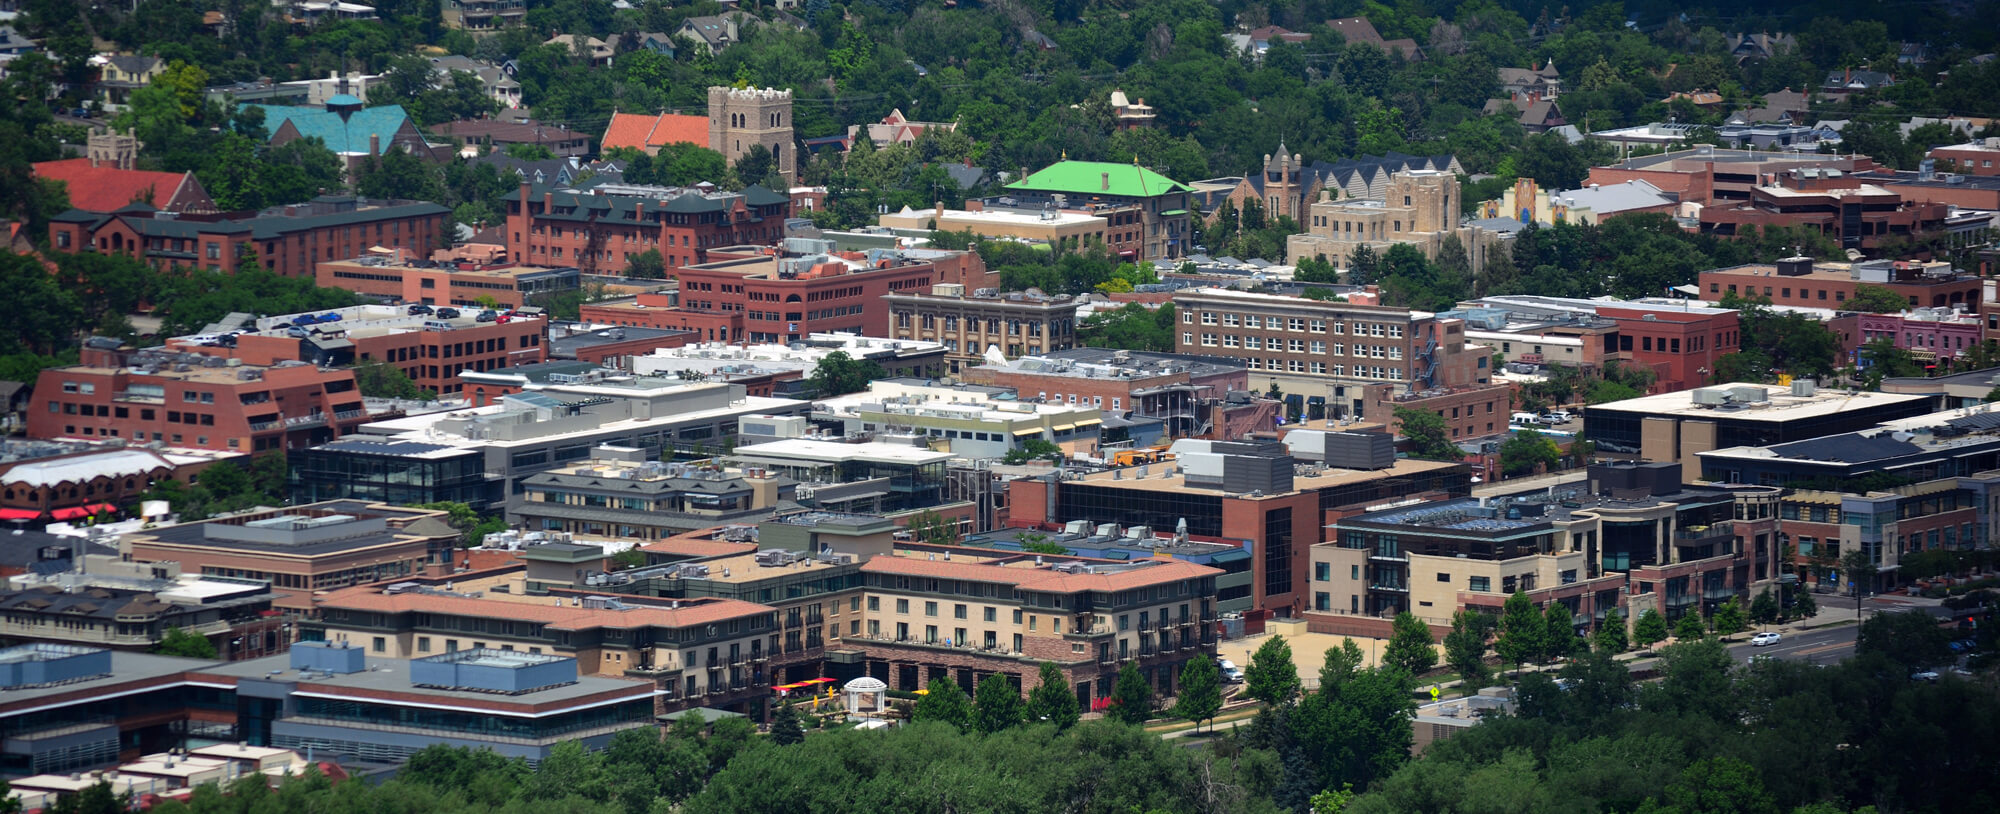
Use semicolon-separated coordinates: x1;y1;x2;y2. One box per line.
842;676;888;715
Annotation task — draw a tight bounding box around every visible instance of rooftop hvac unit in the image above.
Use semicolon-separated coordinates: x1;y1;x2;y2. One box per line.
1790;379;1817;398
1690;387;1731;406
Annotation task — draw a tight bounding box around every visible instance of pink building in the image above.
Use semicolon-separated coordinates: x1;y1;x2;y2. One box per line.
1857;308;1983;364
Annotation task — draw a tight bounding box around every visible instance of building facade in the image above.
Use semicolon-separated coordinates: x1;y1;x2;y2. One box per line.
504;181;792;275
48;196;449;278
27;355;383;455
884;285;1081;371
1003;161;1194;262
1288;170;1503;271
317;254;581;309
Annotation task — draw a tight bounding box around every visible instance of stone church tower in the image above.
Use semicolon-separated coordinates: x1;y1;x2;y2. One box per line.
708;86;796;186
1259;142;1305;221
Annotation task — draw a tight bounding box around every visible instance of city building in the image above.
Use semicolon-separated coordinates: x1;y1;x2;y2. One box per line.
582;241;981;343
1009;435;1472;616
1314;461;1776;631
1857;307;1984;365
1585;146;1881;207
32;134;219;214
0;443;232;521
726;437;951;514
1697;167;1953;252
1169;287;1506;436
1930;136;2000;176
0;645;226;775
0;570;284;660
548;322;699;366
1583;381;1934;472
26;350;391;454
504;180;792;275
164;303;549;397
884;284;1081;372
1003;161;1195;262
217;643;657;764
512;445;795;539
118;501;461;610
961;348;1251;438
1698;256;1982;310
812;378;1106;459
47;195;450;278
1450;295;1747;393
875;203;1111;252
1288;169;1507;271
600;86;795;183
1443;303;1626;373
1475;177;1677;225
317;252;581;309
1212;147;1462;226
291;376;808;510
432;119;589;159
625;334;948;396
961;525;1257;616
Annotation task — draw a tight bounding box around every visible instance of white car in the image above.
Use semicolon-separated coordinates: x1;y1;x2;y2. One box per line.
1750;632;1782;646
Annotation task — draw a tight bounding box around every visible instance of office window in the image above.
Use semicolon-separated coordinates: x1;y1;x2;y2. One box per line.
925;601;938;617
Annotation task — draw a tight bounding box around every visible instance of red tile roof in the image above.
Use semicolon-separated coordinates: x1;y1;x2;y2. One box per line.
601;112;710;153
32;159;203;214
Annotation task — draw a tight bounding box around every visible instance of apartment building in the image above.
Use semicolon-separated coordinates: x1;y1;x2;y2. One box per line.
504;181;791;274
0;573;283;660
1010;436;1472;617
884;284;1080;371
961;348;1250;438
512;445;793;539
625;334;948;395
813;378;1107;458
26;352;387;454
119;501;461;611
1313;461;1779;632
317;254;581;309
166;303;549;397
48;195;449;277
1583;382;1934;470
1698;168;1953;252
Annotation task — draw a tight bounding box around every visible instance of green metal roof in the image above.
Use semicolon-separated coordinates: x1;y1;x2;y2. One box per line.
245;103;414;155
1005;160;1193;198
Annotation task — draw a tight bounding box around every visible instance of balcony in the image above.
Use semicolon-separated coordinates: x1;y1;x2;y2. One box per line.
1137;619;1156;632
284;414;327;429
248;419;280;432
1368;582;1409;593
332;409;367;422
1675;521;1736;544
845;633;1023;658
1368;551;1410;563
623;664;682;679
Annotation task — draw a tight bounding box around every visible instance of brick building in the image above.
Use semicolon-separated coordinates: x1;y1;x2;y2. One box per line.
600;86;797;185
1215;146;1460;225
1003;161;1195;262
1856;308;1984;366
1287;169;1506;271
883;285;1081;371
120;501;462;611
1929;137;2000;176
317;252;581;309
1585;147;1881;208
1594;304;1741;393
504;181;792;275
165;304;551;398
1009;437;1471;617
26;348;395;454
48;195;448;277
1699;256;1982;310
0;446;230;522
1698;168;1953;252
583;244;982;343
961;348;1249;428
32;135;218;215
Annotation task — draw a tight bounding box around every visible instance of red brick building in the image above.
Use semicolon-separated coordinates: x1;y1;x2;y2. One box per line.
504;181;792;275
166;305;551;398
1697;168;1952;253
1595;304;1742;393
1699;257;1982;310
1586;148;1880;208
1929;138;2000;176
0;447;229;521
31;158;218;214
47;196;449;277
317;252;581;310
27;350;387;455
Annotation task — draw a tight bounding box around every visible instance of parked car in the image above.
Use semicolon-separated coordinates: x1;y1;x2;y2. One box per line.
1751;632;1783;646
1215;658;1244;683
1510;412;1540;425
1541;410;1574;424
286;326;309;338
1911;669;1940;682
436;308;461;319
407;304;433;316
475;310;498;323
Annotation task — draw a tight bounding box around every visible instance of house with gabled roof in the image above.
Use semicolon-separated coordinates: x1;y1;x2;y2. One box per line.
1324;17;1422;60
248;98;441;175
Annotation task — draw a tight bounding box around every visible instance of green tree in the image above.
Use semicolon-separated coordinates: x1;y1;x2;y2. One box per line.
912;676;972;730
1841;548;1880;597
1077;302;1176;352
1791;588;1818;620
352;359;435;401
1383;612;1437;677
1710;597;1748;636
1499;429;1562;476
1633;608;1670;648
903;509;958;546
806;350;887;397
1856;609;1954;670
1443;610;1492;689
1495;592;1545;672
1173;655;1223;732
1108;660;1154;724
1394;407;1461;462
1595;608;1629;653
973;672;1024;734
768;702;806;745
1244;635;1302;706
1848;283;1911;313
1002;438;1062;465
1646;756;1778;814
1675;610;1708;641
153;627;218;659
1014;532;1070;556
1543;603;1580;662
1025;662;1080;730
626;248;667;279
1748;587;1781;626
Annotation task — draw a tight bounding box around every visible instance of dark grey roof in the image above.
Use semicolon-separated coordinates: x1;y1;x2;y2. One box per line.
943;164;987;190
1766;432;1920;463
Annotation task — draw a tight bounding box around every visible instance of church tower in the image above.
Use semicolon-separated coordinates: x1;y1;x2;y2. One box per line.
708;86;796;186
1261;142;1305;220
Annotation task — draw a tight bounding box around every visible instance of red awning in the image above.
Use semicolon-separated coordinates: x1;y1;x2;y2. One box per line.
49;506;92;520
83;502;119;515
0;508;42;520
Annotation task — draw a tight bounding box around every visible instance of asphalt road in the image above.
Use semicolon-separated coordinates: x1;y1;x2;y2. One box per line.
1727;624;1859;665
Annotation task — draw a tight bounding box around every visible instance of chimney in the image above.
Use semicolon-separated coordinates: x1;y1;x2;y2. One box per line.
1101;172;1110;191
368;133;380;157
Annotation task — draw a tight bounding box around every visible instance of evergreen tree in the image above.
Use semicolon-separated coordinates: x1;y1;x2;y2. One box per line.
1245;635;1302;706
912;676;972;731
972;672;1024;734
1495;592;1545;671
1633;608;1670;648
1594;608;1628;653
1173;656;1223;732
1383;612;1438;677
1024;662;1080;730
768;702;805;745
1109;661;1154;725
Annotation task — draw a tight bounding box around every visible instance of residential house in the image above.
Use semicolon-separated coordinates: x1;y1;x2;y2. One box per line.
677;13;759;55
1483;93;1566;134
1734;88;1810;124
545;34;615;68
427;55;522;110
250;99;441;176
1730;32;1796;63
434;119;589;159
1110;89;1155;130
1324;17;1422;60
94;54;163;111
1497;62;1560;100
1823;69;1895;97
846;109;956;149
446;0;525;31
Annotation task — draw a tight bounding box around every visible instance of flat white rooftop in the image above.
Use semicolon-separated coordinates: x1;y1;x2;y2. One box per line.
730;438;953;465
1591;383;1927;421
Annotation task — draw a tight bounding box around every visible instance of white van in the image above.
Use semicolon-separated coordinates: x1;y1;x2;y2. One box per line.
1510;412;1540;425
